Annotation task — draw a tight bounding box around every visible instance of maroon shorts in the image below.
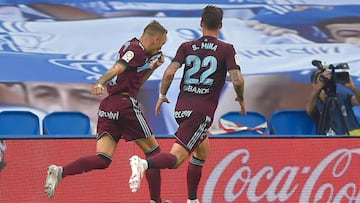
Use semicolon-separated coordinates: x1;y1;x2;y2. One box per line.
96;94;153;143
174;111;212;152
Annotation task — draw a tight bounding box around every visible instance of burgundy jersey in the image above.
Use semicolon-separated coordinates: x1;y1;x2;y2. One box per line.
173;36;240;117
107;38;162;97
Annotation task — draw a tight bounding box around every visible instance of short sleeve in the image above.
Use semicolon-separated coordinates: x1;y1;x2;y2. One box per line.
172;42;187;64
118;41;146;69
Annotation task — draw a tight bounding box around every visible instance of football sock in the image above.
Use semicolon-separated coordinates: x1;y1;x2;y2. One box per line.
147;152;177;169
145;145;161;203
62;153;112;177
187;156;204;200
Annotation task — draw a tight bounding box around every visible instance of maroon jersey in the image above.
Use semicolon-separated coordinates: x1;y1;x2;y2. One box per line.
173;36;240;117
107;38;162;97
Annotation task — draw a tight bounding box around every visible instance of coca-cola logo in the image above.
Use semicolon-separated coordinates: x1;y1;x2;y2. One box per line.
203;148;360;202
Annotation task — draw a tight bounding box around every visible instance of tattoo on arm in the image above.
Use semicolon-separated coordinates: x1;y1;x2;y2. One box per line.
230;69;244;101
161;74;174;95
160;62;180;95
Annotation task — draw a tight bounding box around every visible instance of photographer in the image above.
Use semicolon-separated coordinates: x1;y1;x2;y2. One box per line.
306;69;360;135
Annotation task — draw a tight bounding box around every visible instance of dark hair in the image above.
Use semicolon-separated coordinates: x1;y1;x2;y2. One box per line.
315;17;360;39
201;5;223;30
143;20;167;36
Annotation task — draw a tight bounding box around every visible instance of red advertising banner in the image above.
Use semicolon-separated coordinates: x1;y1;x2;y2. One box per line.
0;138;359;203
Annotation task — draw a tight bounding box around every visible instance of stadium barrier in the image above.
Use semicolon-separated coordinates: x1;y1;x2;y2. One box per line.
0;136;358;202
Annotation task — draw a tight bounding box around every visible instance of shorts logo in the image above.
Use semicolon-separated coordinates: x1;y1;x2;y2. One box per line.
122;51;134;63
98;110;119;120
174;110;193;119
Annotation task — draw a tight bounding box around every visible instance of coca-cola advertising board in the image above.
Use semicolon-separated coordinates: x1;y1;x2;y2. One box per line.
0;137;358;202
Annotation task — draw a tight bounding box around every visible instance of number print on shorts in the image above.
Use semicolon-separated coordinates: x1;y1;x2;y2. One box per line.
184;55;217;86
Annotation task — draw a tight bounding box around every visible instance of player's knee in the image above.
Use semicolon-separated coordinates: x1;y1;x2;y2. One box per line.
170;154;183;169
144;145;160;158
97;152;112;169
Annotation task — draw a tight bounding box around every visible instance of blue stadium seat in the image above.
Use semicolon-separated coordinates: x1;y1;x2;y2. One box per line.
43;111;91;135
0;111;40;135
0;104;47;134
210;111;268;136
269;110;316;135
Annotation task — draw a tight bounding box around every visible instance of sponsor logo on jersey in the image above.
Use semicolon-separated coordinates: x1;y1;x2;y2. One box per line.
183;84;210;94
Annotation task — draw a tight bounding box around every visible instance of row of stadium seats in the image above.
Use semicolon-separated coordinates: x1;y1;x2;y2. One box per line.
212;108;360;137
0;109;313;138
0;111;91;137
1;109;359;138
210;110;316;137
